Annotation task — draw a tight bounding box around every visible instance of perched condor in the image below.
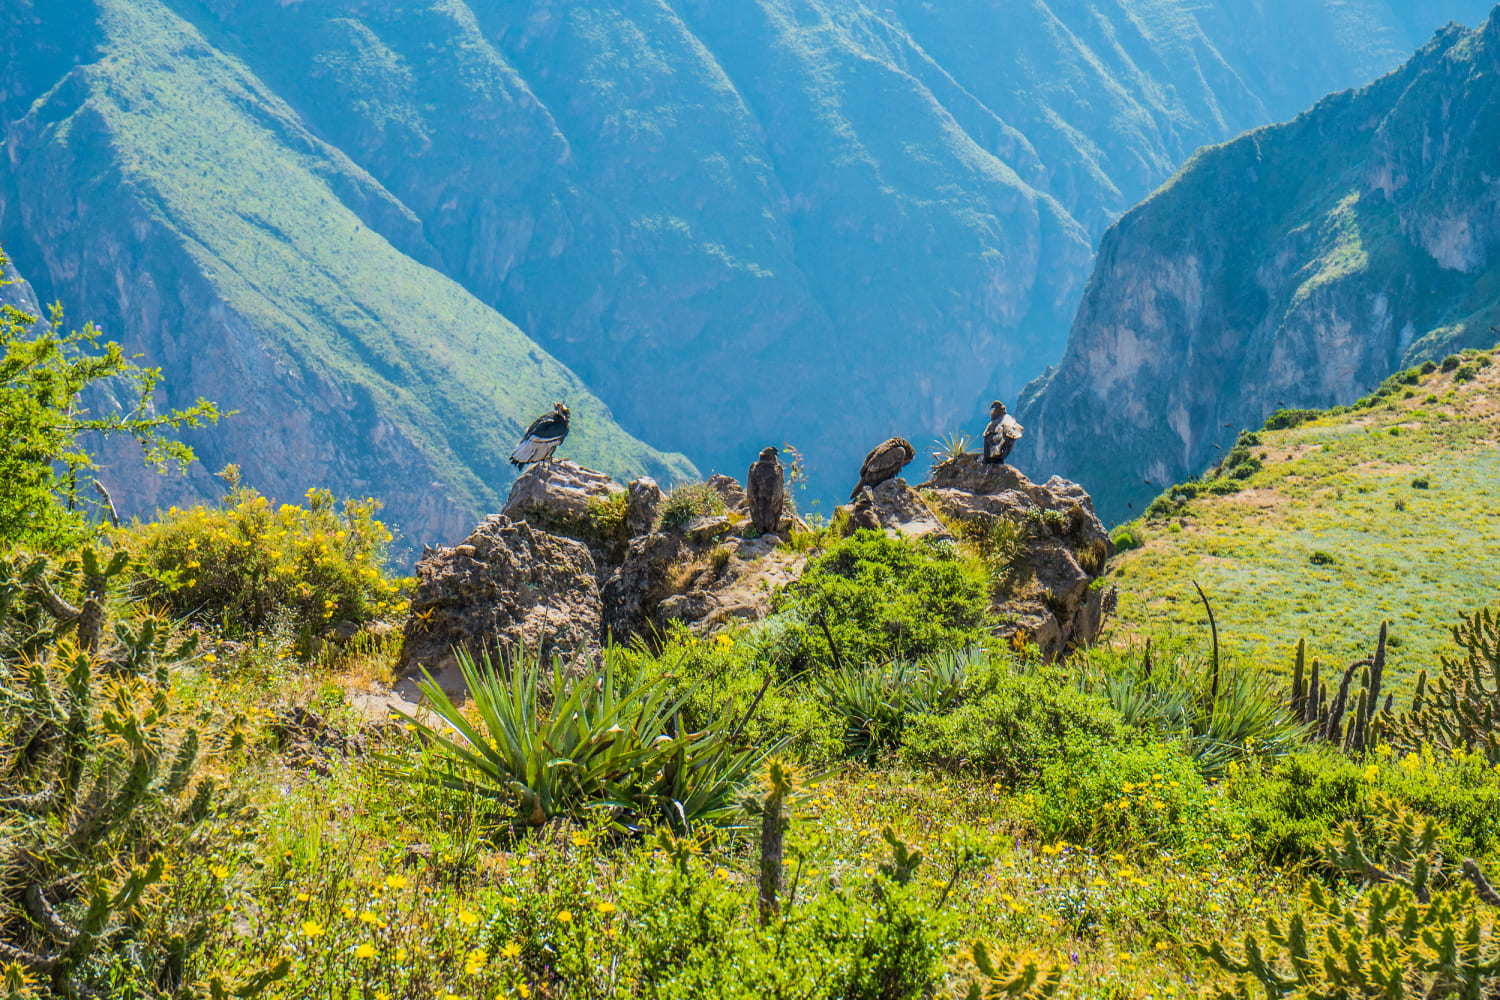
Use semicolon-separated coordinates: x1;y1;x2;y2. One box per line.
509;402;571;467
746;447;785;534
850;437;914;500
982;400;1023;466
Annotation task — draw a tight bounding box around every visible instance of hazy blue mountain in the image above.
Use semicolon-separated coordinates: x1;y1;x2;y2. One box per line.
1018;9;1500;522
2;0;1490;529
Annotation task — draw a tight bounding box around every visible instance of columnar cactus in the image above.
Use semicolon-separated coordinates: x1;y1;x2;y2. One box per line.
1290;622;1390;753
1391;607;1500;764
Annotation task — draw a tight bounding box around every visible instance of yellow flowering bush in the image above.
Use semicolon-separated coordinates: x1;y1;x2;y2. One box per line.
124;473;409;645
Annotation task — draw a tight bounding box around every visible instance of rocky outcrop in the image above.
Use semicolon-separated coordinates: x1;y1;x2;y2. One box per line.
500;461;623;533
1017;12;1500;522
839;478;951;540
398;456;1119;678
396;516;600;700
919;456;1114;655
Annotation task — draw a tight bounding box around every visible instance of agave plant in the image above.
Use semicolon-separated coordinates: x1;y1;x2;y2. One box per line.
1081;641;1305;778
932;432;974;464
812;648;973;760
388;646;779;833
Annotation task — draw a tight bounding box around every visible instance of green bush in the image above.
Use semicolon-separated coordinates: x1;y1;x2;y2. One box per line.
612;628;845;766
774;531;990;671
1228;749;1500;867
1264;408;1321;431
625;859;944;999
659;481;726;530
902;670;1129;786
1032;741;1230;856
1110;525;1143;553
126;478;406;649
1454;361;1481;383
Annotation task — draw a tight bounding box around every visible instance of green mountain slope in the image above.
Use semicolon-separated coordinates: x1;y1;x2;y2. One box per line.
0;0;693;547
3;0;1488;517
1103;349;1500;688
1018;10;1500;522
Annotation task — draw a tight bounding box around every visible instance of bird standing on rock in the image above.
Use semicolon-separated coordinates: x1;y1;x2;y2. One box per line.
850;437;915;500
982;401;1023;465
509;402;570;467
747;447;785;535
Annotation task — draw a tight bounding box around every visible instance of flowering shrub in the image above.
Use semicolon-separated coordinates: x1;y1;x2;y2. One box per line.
1032;741;1233;856
126;476;408;646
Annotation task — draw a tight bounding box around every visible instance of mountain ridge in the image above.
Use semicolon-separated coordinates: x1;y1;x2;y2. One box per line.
1;0;1492;534
1017;10;1500;522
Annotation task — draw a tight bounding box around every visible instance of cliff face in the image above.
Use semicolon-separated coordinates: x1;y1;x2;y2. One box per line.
1017;11;1500;523
0;0;1489;525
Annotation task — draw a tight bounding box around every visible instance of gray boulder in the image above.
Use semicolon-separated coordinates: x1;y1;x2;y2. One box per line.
501;460;623;537
626;476;664;536
599;532;684;642
396;515;600;700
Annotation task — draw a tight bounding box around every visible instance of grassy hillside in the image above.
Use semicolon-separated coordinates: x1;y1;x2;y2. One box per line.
0;0;694;547
1104;346;1500;688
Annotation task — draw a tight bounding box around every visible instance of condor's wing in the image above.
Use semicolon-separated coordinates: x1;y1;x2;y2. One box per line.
1001;415;1024;439
520;411;569;443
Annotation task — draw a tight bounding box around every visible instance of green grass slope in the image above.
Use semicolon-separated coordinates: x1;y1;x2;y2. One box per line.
1104;348;1500;689
0;0;693;546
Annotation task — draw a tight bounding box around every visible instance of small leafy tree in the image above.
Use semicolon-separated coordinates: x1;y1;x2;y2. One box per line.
0;249;220;550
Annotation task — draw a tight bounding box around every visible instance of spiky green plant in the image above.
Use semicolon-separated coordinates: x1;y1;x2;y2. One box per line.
389;646;779;832
1195;798;1500;998
1390;607;1500;764
810;649;970;761
931;433;974;465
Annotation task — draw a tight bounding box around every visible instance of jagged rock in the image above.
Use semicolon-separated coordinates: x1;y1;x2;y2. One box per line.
920;455;1114;656
844;496;881;534
657;592;717;624
600;532;684;642
626;477;664;536
923;456;1111;568
838;478;951;540
396;515;600;700
500;460;624;537
707;474;747;509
